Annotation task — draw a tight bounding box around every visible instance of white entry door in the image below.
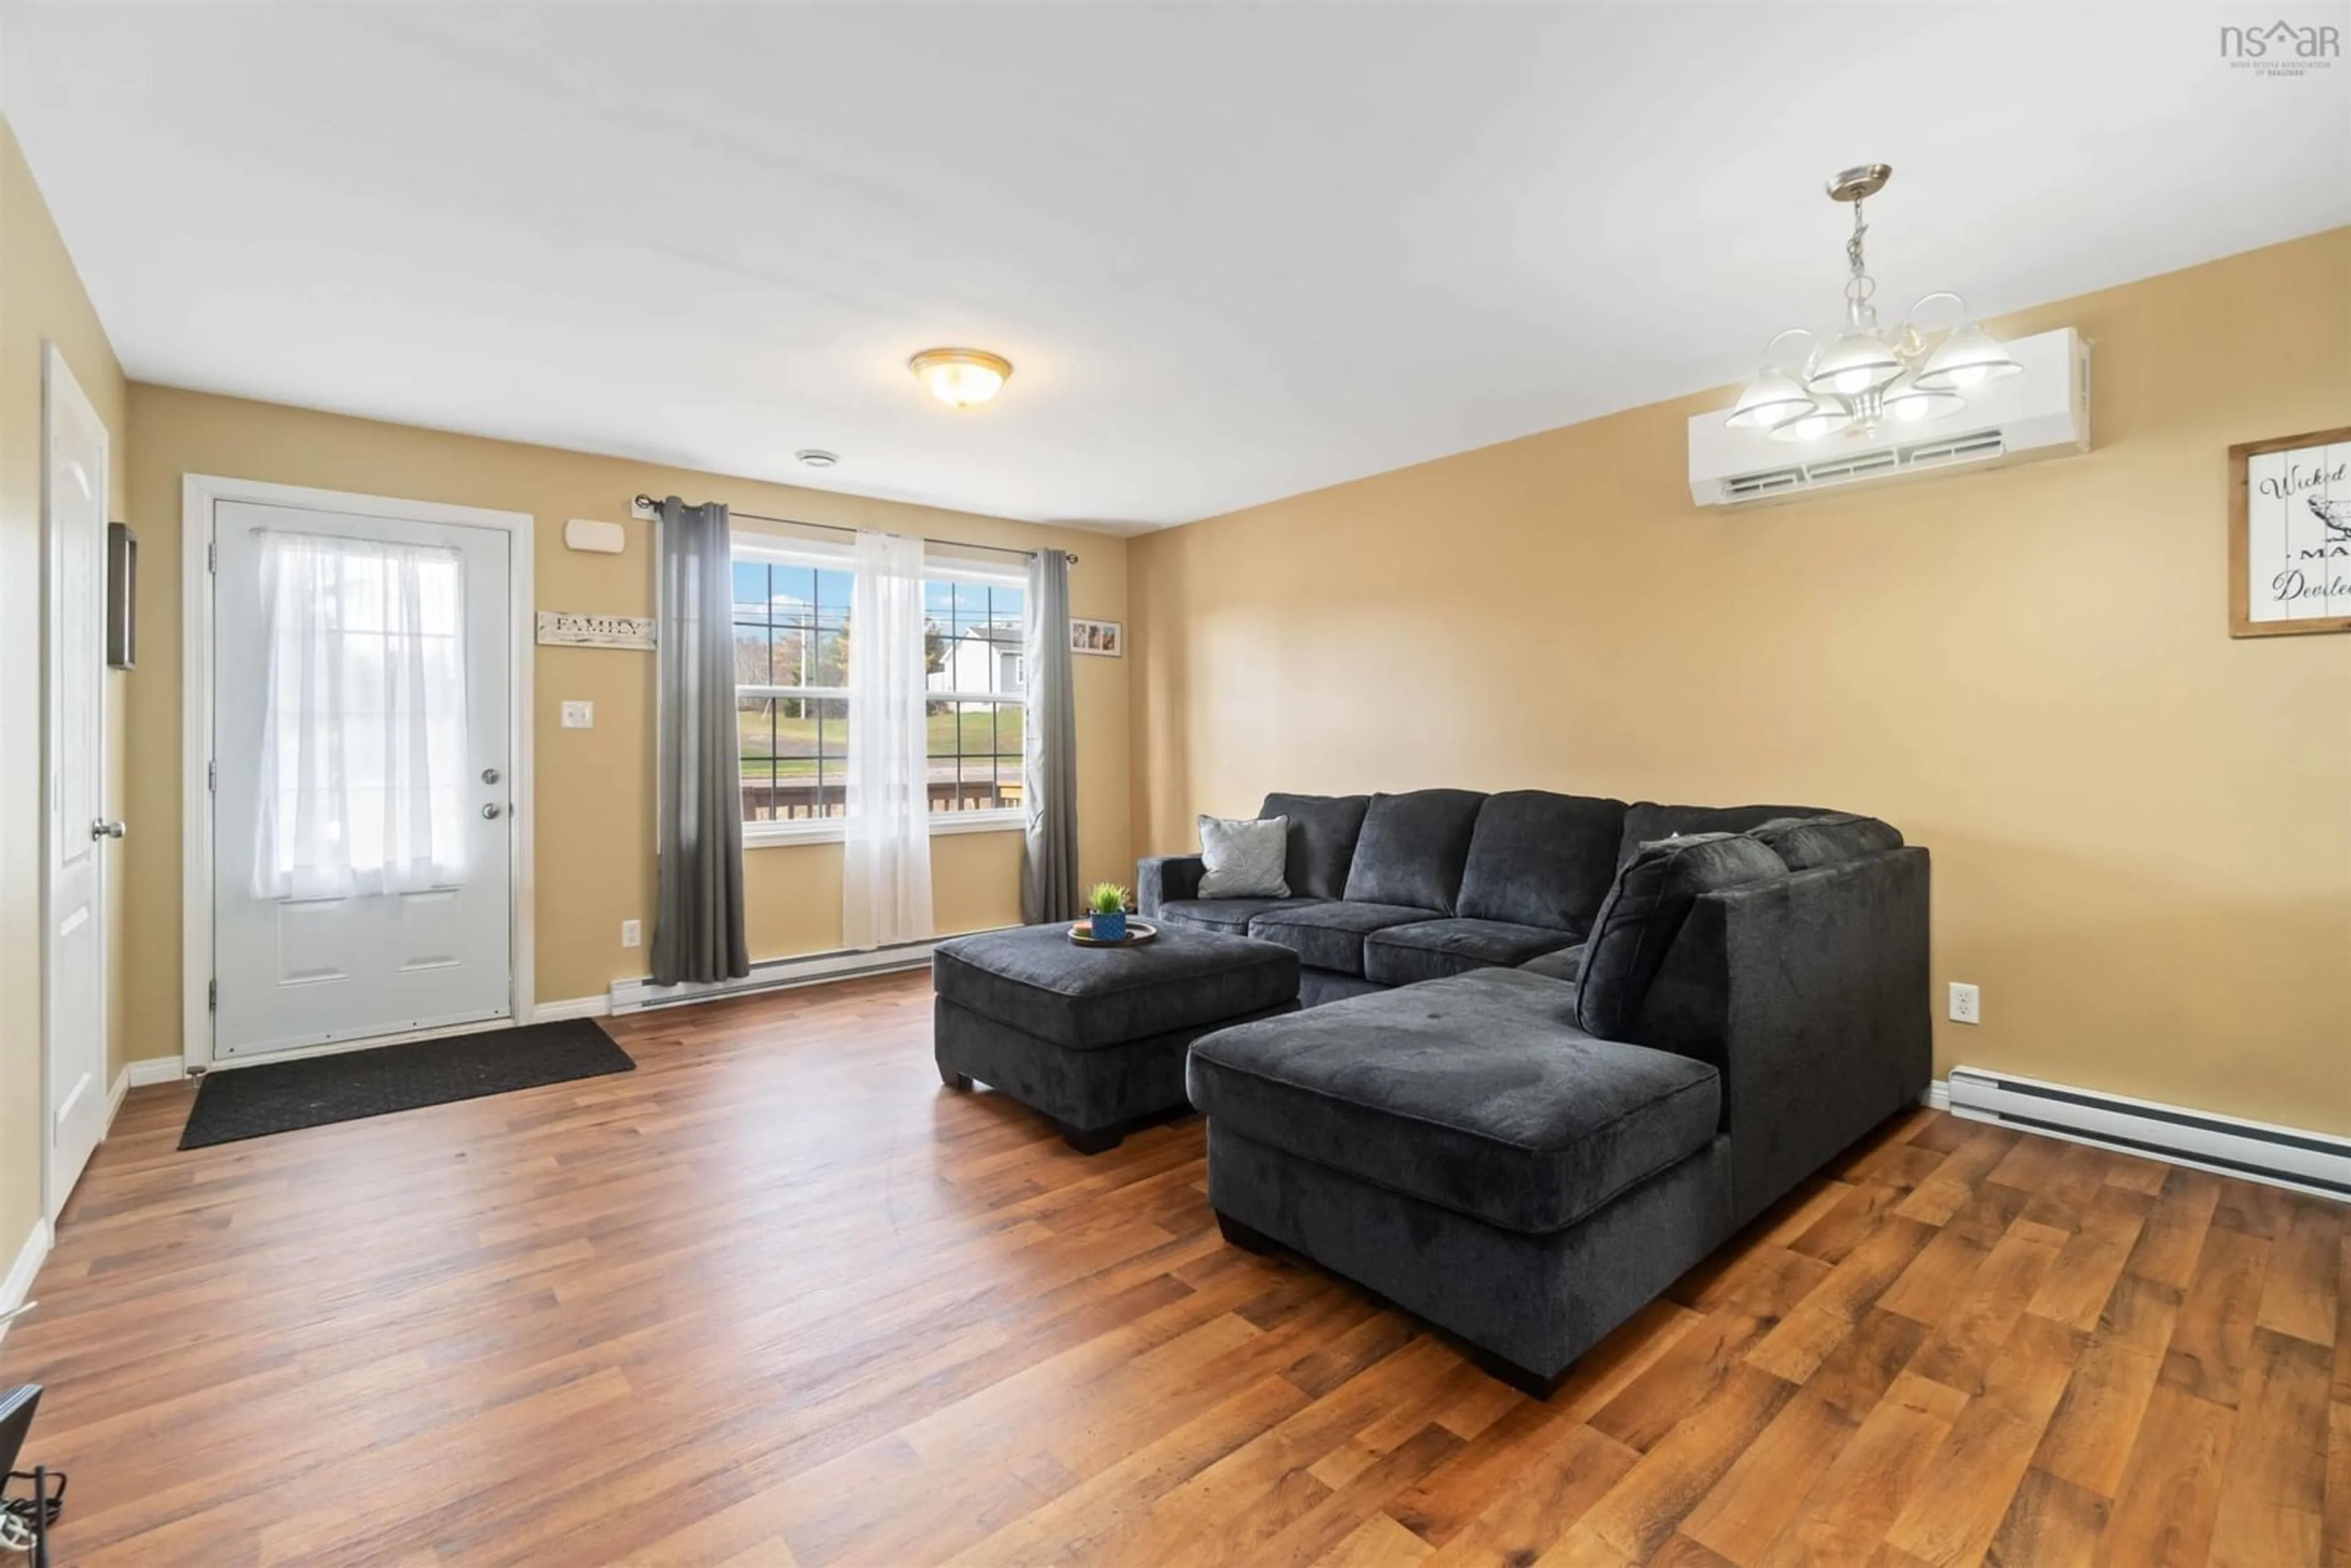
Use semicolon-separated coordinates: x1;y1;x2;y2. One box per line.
44;345;113;1211
211;500;514;1059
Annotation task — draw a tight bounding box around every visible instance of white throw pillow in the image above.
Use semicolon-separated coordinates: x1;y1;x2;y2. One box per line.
1197;814;1289;899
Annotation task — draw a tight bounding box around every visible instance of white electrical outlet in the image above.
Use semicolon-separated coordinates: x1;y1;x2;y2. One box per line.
561;700;594;729
1949;981;1981;1025
620;919;642;948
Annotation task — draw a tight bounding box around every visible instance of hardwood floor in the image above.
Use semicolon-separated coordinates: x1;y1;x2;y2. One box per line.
4;970;2344;1566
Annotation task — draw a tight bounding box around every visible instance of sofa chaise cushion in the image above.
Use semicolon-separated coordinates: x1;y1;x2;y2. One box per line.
1158;896;1325;938
1362;917;1578;988
1517;943;1588;983
1455;790;1627;936
1187;969;1722;1234
1261;793;1373;900
1576;831;1787;1041
1342;789;1488;914
1245;901;1439;976
1618;801;1828;867
1748;812;1904;871
932;924;1299;1050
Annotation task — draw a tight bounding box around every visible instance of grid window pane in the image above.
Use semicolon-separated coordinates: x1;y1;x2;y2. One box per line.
814;697;849;816
733;625;771;686
733;561;770;617
737;697;779;820
812;629;849;688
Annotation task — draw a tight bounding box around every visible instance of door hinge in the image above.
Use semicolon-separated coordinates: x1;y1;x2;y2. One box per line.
208;979;217;1011
208;759;217;792
207;540;217;573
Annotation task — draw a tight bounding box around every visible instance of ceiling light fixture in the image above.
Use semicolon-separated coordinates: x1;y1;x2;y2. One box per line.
908;347;1013;409
795;449;839;469
1727;165;2020;445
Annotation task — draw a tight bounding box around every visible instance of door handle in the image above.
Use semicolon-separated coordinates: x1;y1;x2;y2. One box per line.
482;803;503;820
91;818;126;840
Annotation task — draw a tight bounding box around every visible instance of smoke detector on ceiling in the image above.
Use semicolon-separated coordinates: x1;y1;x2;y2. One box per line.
795;449;839;469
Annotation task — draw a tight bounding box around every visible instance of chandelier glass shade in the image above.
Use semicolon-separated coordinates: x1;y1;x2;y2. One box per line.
1728;165;2021;444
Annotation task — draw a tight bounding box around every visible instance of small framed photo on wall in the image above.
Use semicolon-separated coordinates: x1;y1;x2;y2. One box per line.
2230;426;2351;637
1070;617;1122;657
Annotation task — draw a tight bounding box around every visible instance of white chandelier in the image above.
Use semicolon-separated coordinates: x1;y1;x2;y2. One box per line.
1728;164;2022;444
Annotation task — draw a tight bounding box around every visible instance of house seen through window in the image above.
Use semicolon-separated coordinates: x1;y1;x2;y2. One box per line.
732;547;1026;828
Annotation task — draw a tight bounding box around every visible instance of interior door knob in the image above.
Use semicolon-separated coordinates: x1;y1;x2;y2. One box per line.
481;803;502;820
91;818;126;840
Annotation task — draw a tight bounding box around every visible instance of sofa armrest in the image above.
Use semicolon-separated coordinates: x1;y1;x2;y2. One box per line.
1136;854;1207;917
1640;847;1930;1228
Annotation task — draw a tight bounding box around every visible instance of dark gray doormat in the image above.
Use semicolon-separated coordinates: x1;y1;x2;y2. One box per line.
178;1019;635;1149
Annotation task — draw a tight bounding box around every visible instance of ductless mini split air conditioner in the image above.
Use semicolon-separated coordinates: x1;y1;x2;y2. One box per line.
1687;326;2090;508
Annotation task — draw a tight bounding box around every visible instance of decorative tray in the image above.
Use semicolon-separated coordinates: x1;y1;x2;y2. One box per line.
1068;920;1158;948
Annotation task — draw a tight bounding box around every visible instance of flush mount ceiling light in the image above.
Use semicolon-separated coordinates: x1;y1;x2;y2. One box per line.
795;449;839;469
1727;165;2021;445
908;347;1013;409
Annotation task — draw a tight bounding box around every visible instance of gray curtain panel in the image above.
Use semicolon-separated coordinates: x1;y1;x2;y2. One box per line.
651;497;750;985
1021;548;1079;925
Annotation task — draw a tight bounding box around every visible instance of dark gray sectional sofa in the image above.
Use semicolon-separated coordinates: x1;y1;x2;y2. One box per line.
1139;789;1827;1005
1141;789;1930;1395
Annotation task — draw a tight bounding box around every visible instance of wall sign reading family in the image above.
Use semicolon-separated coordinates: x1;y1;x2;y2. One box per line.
1070;617;1123;657
2230;426;2351;637
536;610;656;650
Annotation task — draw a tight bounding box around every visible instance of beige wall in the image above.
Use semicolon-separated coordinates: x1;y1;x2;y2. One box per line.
0;117;131;1267
123;388;1131;1061
1130;228;2351;1137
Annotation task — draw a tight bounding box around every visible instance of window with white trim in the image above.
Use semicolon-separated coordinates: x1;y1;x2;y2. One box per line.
730;537;1026;835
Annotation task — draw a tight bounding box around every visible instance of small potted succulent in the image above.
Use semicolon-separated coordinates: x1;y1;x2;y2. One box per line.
1087;883;1131;943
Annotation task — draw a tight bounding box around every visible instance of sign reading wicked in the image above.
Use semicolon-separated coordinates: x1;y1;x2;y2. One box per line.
2231;427;2351;637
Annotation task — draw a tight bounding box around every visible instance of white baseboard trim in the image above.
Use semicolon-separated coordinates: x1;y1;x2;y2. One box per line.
127;1055;185;1088
107;1065;130;1128
1921;1080;1951;1112
607;932;984;1016
533;995;611;1022
1941;1066;2350;1202
0;1218;53;1349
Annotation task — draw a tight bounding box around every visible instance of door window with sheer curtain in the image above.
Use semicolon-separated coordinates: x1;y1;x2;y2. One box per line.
252;530;471;900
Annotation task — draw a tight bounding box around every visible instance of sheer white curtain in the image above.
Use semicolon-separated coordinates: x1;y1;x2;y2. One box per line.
842;529;933;949
252;530;471;901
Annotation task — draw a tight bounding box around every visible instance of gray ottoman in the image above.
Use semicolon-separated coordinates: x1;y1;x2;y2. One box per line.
932;923;1300;1152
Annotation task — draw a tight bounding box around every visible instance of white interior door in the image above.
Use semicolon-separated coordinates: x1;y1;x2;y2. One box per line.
44;345;112;1212
211;500;514;1059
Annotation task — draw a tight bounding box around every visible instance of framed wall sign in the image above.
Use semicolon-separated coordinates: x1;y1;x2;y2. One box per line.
536;610;656;650
2231;426;2351;637
1070;617;1122;656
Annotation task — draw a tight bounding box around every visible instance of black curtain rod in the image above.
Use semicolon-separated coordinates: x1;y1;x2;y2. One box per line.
633;495;1076;565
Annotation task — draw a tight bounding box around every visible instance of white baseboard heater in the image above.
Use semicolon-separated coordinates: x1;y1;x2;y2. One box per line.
1946;1066;2351;1201
608;932;981;1016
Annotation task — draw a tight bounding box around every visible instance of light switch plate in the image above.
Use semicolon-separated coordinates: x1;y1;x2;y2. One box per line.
560;700;594;729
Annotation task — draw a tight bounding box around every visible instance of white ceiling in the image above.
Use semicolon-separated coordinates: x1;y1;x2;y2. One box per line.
6;4;2345;531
